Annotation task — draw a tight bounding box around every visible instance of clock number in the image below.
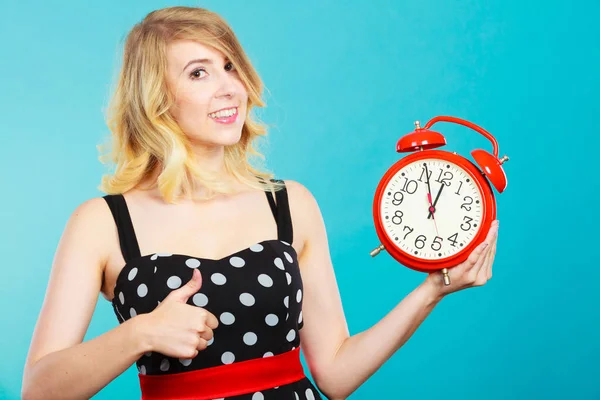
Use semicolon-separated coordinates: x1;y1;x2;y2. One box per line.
431;236;443;251
460;216;473;231
392;211;403;225
418;166;433;183
415;235;426;249
455;181;463;195
461;196;473;211
391;191;404;206
400;178;418;194
435;169;454;187
447;233;458;247
403;226;414;240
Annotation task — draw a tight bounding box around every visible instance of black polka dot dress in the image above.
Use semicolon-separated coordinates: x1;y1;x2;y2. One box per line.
103;181;323;400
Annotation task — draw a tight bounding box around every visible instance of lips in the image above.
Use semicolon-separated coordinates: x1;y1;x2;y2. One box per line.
208;106;238;119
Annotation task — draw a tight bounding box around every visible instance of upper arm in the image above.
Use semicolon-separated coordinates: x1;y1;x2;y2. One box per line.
285;180;349;384
24;198;113;374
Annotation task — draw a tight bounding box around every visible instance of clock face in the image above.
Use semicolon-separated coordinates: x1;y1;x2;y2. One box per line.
379;158;484;260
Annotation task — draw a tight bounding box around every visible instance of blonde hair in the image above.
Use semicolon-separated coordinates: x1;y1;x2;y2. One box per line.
98;6;285;203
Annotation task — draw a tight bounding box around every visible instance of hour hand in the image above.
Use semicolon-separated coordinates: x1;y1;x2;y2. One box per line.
428;184;444;219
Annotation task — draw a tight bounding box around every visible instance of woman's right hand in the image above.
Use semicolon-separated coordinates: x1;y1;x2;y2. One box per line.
136;268;219;359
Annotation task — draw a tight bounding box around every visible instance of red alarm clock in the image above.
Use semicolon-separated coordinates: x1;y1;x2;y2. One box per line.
370;116;509;285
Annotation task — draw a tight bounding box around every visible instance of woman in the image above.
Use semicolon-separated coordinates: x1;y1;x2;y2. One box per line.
21;6;499;400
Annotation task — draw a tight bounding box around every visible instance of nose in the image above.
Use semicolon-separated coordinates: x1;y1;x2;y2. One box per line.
214;71;237;99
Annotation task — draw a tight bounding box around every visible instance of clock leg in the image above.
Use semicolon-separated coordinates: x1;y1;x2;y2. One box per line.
370;244;385;257
442;268;451;285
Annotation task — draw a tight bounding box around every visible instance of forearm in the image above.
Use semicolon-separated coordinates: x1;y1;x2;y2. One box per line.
319;280;443;399
22;316;151;400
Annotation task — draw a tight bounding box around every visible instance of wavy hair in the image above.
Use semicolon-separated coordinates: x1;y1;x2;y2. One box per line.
98;6;285;203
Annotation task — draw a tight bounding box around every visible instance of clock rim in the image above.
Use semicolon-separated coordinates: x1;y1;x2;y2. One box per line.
372;150;496;272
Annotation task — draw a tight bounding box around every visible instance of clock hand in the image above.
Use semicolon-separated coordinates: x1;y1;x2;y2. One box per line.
424;163;437;217
428;183;445;219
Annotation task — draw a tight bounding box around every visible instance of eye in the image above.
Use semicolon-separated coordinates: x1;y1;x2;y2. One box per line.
225;61;236;72
190;68;206;80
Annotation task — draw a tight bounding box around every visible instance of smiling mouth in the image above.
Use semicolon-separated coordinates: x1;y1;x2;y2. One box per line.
208;107;238;119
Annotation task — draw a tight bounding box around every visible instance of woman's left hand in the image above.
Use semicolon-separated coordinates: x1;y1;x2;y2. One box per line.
424;220;499;299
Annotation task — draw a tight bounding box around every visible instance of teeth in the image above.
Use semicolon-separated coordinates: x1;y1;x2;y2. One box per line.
209;107;237;119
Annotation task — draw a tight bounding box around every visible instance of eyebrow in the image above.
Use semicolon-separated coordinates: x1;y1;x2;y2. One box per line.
183;58;214;71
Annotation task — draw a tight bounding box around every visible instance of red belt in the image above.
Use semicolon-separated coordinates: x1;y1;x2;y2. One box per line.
139;347;306;400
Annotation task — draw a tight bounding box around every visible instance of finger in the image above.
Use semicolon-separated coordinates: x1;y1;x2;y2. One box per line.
196;337;208;352
169;269;203;303
474;240;494;284
465;240;490;269
205;311;219;330
198;326;213;341
470;221;499;268
485;238;497;279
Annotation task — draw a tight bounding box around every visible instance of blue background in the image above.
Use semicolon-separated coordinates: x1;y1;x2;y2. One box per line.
1;0;598;399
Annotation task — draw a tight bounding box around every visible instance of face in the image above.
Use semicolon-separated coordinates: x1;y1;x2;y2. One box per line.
165;40;248;148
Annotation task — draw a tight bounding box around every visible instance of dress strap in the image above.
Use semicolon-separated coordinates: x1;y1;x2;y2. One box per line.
102;194;142;263
264;179;294;245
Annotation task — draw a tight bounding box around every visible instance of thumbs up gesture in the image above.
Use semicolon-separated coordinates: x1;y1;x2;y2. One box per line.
136;269;219;359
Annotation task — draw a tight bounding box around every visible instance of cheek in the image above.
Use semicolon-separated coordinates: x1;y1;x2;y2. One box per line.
175;92;211;122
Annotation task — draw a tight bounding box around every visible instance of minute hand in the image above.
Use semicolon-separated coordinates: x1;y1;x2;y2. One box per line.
428;183;445;219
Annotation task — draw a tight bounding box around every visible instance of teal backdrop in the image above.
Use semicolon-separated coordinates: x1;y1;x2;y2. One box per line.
1;0;598;399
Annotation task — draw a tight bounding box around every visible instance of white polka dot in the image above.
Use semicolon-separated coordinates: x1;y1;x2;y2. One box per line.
284;296;289;308
130;308;137;318
281;240;291;246
284;252;293;263
274;258;285;270
193;293;208;307
230;256;245;268
186;258;200;268
294;392;299;400
207;337;214;346
137;284;148;297
118;292;124;305
179;358;192;366
167;276;182;289
221;351;235;364
265;314;279;326
243;332;257;346
240;293;255;306
157;252;172;257
139;365;146;375
258;274;273;287
211;273;227;285
154;266;157;273
128;268;138;281
263;352;274;357
250;243;264;252
286;313;289;321
287;329;296;341
151;254;158;261
160;359;170;371
286;272;292;285
306;388;315;400
298;311;303;324
220;312;235;325
144;351;152;357
296;289;302;303
252;392;264;400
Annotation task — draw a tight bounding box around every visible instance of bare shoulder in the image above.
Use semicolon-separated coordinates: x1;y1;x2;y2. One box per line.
56;196;120;291
64;197;115;258
282;180;324;254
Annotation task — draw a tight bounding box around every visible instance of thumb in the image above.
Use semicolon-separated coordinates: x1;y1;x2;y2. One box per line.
170;268;202;303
